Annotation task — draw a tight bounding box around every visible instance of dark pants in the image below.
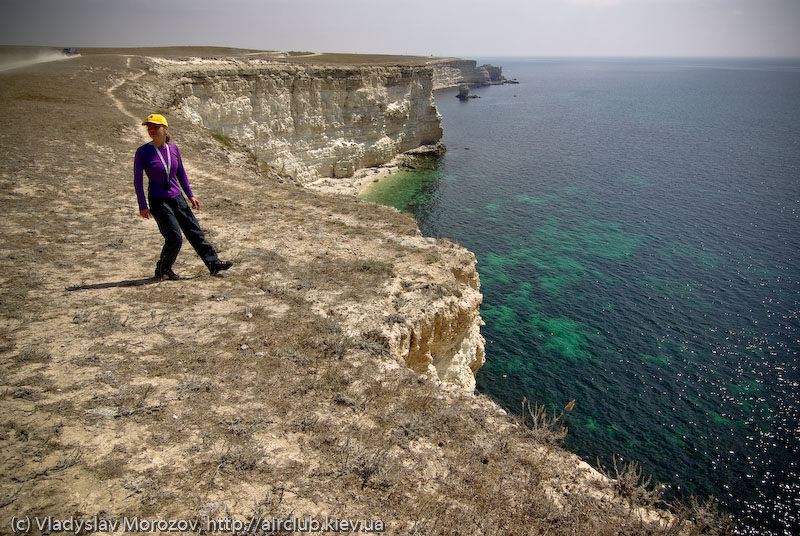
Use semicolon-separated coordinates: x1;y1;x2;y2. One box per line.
149;195;218;272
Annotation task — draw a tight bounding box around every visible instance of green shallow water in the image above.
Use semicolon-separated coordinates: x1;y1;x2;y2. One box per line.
359;159;440;210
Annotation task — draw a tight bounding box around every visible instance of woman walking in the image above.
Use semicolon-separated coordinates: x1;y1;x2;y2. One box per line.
134;113;232;280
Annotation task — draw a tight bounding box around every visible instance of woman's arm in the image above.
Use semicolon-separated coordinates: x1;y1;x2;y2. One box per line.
133;146;149;214
173;145;195;200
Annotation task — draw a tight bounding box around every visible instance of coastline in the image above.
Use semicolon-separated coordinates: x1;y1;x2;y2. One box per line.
0;47;728;534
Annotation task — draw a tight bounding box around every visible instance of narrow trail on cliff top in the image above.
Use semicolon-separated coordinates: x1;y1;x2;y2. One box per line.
108;57;149;143
108;59;146;121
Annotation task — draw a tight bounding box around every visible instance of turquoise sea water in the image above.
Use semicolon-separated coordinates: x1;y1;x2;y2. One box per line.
362;58;799;535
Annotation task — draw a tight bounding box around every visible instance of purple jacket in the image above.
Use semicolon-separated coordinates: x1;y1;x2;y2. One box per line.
133;141;195;211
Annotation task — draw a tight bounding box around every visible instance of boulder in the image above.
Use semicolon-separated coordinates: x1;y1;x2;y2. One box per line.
456;84;480;101
405;142;446;157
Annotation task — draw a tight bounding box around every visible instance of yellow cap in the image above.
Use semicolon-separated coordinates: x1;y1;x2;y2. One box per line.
142;113;168;127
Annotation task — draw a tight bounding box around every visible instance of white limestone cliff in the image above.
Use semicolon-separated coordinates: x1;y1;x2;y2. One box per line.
153;59;443;184
387;241;486;391
428;58;492;90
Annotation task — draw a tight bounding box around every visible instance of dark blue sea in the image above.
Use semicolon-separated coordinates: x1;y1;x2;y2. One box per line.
361;58;800;535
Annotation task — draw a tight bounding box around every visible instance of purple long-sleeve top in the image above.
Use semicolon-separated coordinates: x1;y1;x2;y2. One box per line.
133;141;194;211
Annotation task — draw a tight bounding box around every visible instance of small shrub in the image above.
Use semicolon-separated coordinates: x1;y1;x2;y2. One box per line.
666;496;737;536
520;397;567;445
338;438;390;488
598;455;663;511
220;444;264;472
16;347;52;363
114;384;154;417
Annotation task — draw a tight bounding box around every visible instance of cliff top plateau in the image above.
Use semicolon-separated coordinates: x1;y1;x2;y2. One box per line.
0;47;731;534
77;46;457;66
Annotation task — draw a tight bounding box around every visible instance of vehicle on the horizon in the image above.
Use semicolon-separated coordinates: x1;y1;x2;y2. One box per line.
62;48;79;56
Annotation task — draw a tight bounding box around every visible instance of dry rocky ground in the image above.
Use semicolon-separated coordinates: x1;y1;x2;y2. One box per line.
0;50;732;534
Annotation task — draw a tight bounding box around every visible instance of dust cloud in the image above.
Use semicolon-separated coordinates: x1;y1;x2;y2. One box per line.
0;46;79;72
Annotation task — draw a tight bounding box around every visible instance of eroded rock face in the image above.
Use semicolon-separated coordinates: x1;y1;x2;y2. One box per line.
428;59;492;90
166;60;442;183
481;64;504;83
385;242;486;391
400;287;486;390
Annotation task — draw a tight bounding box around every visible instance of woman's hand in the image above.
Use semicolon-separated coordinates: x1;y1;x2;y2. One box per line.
139;209;151;219
190;197;200;210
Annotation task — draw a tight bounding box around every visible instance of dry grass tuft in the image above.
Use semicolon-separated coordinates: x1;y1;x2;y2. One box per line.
219;444;265;473
599;455;663;511
15;347;52;364
666;496;737;536
520;397;568;445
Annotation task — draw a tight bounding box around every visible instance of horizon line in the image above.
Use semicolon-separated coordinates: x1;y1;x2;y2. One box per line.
1;44;798;61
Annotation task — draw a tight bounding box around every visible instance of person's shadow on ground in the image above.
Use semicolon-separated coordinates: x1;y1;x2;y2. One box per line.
65;275;201;291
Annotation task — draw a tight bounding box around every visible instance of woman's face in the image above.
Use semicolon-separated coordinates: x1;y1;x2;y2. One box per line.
146;123;167;144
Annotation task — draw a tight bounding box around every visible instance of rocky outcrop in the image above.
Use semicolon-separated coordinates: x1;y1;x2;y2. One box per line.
154;59;442;184
387;242;485;391
428;59;515;90
481;64;504;83
428;58;491;90
456;84;480;100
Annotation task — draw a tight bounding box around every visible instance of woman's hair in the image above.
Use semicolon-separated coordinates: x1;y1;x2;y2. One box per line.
165;127;172;143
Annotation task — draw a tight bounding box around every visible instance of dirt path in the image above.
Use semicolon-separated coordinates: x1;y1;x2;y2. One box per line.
107;57;149;142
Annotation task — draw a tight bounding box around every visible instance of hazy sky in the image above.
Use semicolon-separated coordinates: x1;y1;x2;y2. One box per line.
2;0;799;57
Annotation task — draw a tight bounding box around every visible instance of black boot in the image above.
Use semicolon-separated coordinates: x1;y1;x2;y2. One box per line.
155;260;164;280
162;268;181;280
209;260;233;275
